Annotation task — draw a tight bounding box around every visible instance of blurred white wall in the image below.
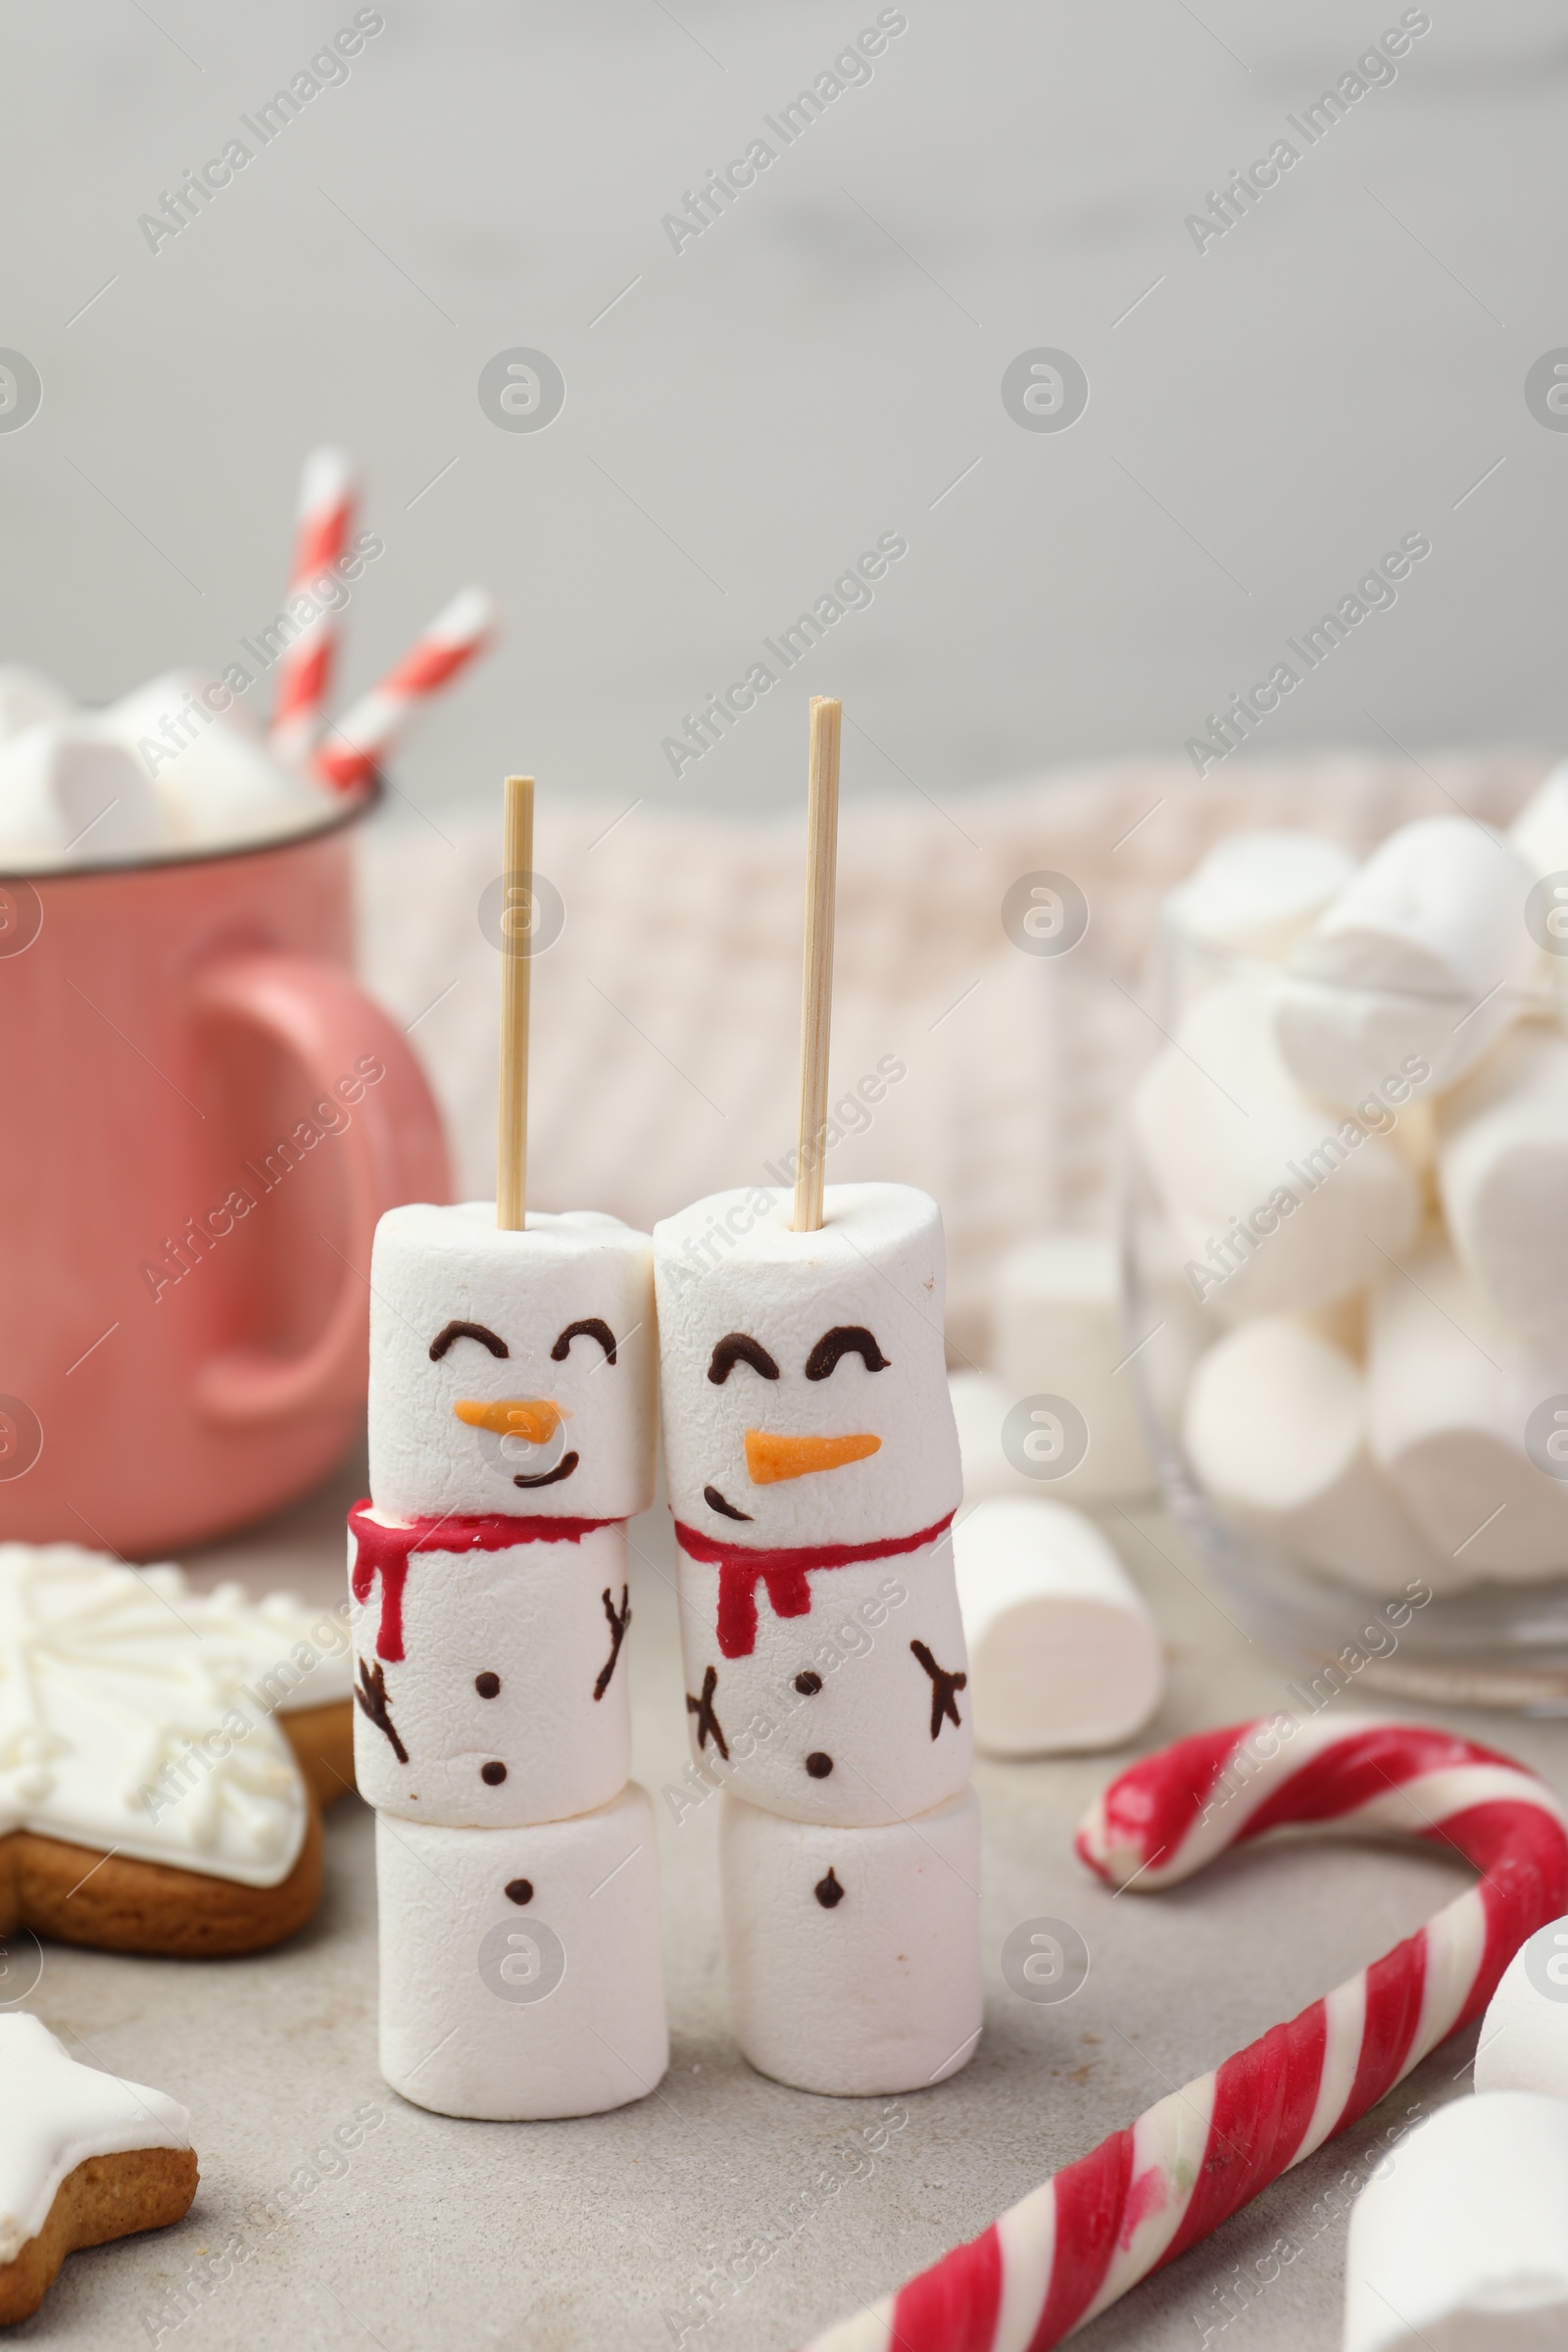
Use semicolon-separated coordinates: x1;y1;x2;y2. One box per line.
2;0;1564;819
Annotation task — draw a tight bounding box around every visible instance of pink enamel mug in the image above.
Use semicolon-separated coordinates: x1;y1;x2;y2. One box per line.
0;794;451;1556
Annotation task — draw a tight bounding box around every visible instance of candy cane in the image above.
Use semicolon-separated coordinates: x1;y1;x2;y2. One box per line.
270;446;356;763
314;586;497;792
802;1714;1568;2352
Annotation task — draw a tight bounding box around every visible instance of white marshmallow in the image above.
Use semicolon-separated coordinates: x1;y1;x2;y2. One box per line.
375;1784;666;2120
952;1499;1163;1754
1163;829;1356;960
1475;1916;1568;2099
990;1234;1154;1501
368;1202;657;1524
0;723;164;867
950;1369;1037;1511
719;1786;981;2096
1509;761;1568;880
100;669;337;852
0;664;71;742
675;1543;971;1826
1130;980;1422;1321
654;1183;961;1550
1344;2092;1568;2352
1274;817;1536;1105
1184;1316;1441;1596
1438;1023;1568;1352
1368;1237;1568;1579
347;1522;631;1828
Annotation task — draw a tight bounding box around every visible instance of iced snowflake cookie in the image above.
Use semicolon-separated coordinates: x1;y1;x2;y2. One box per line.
0;1544;354;1956
0;2014;196;2324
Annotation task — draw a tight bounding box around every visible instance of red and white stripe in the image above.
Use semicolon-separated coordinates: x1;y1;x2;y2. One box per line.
314;586;497;793
801;1715;1568;2352
270;446;356;764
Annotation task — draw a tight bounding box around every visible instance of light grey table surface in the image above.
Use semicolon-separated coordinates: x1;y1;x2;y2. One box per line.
18;1457;1567;2352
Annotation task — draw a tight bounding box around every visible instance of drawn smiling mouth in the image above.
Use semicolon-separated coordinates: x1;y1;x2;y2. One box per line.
704;1484;753;1523
514;1451;580;1489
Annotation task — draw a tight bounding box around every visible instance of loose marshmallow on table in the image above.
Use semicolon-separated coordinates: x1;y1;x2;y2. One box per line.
1184;1315;1442;1595
1344;2092;1568;2351
990;1234;1153;1501
720;1786;981;2097
1273;816;1537;1106
1368;1236;1568;1579
1130;978;1422;1320
953;1498;1163;1754
1438;1022;1568;1353
1163;829;1356;960
1476;1915;1568;2098
655;1184;969;1828
376;1784;667;2120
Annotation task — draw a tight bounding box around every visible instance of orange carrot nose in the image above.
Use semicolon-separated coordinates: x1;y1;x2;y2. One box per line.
744;1430;882;1485
453;1397;564;1443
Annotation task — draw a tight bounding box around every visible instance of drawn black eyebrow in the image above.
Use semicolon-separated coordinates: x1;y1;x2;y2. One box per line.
551;1317;617;1365
707;1332;781;1385
805;1325;890;1381
429;1320;509;1362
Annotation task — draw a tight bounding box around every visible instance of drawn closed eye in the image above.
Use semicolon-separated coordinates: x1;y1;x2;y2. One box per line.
429;1320;509;1362
551;1318;617;1365
804;1325;889;1381
707;1332;781;1386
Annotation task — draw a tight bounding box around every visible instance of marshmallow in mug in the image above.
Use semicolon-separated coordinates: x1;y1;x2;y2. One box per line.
375;1785;667;2121
1183;1316;1443;1596
1162;829;1356;961
1272;816;1537;1106
953;1499;1163;1754
1344;2092;1568;2352
1475;1915;1568;2101
655;1184;969;1825
1438;1021;1568;1355
720;1785;981;2097
1368;1236;1568;1579
99;669;339;854
1130;980;1422;1320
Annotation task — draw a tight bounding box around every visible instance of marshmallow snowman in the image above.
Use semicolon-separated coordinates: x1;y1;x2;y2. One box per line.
350;1199;666;2119
654;1183;970;1827
656;1179;981;2097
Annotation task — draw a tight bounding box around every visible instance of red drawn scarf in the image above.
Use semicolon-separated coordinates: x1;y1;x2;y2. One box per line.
348;1499;621;1661
672;1511;956;1657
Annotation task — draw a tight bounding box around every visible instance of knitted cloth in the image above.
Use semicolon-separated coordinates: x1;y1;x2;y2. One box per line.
357;748;1544;1362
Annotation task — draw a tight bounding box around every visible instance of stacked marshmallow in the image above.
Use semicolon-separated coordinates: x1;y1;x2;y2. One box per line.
0;662;341;868
653;1183;981;2097
1131;806;1568;1593
349;1201;667;2121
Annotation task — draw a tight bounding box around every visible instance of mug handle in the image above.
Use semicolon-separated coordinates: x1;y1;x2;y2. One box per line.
190;951;452;1428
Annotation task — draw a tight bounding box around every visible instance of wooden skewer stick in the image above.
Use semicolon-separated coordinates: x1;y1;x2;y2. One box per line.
496;773;534;1231
792;698;842;1234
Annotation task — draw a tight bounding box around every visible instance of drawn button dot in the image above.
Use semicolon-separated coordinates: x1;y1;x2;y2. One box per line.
794;1671;822;1695
481;1760;508;1786
475;1671;501;1697
505;1877;533;1906
805;1750;833;1779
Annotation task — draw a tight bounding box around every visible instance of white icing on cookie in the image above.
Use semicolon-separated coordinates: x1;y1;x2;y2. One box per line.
0;2013;191;2265
0;1544;318;1886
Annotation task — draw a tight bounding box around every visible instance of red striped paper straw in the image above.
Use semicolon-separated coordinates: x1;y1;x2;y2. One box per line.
270;447;356;764
315;587;497;793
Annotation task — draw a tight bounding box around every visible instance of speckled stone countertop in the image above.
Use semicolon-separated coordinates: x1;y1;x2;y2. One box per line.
17;1454;1564;2352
